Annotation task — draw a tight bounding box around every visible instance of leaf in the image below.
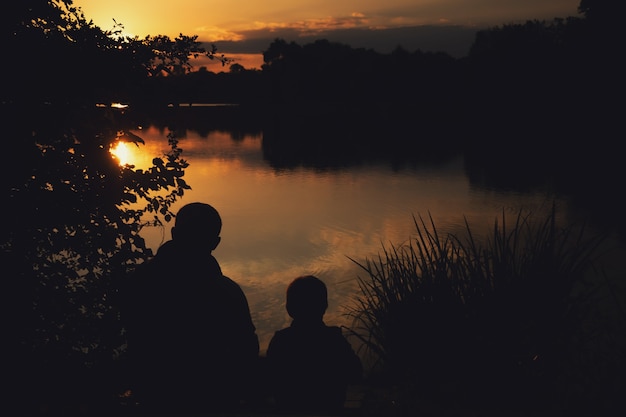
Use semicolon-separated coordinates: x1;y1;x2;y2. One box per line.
117;130;145;146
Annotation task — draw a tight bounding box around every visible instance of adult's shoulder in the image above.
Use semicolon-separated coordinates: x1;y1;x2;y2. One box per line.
155;239;177;255
217;274;246;293
325;325;343;334
134;241;175;273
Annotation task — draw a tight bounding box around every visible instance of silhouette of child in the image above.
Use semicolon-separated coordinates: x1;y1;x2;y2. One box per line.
266;275;362;414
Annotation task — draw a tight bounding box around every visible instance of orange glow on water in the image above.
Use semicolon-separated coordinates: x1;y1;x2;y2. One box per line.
104;123;577;355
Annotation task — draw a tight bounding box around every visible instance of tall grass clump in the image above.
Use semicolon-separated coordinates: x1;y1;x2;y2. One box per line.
345;206;618;412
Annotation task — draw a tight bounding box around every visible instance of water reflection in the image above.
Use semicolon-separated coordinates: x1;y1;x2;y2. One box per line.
130;125;568;354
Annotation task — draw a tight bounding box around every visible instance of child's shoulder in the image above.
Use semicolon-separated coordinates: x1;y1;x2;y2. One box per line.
324;325;343;335
318;325;350;343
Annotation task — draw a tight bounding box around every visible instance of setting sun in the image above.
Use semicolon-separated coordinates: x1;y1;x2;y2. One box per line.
74;0;581;67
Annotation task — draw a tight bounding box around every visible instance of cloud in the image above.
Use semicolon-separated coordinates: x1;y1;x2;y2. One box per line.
248;13;370;35
193;26;245;42
207;24;482;58
192;1;579;60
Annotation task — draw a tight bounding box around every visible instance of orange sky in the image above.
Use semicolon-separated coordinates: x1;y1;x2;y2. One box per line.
74;1;581;70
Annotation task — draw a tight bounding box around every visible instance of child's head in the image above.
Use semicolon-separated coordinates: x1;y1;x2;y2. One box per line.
286;275;328;321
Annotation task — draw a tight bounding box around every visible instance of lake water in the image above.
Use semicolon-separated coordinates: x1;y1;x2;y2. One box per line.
116;120;592;356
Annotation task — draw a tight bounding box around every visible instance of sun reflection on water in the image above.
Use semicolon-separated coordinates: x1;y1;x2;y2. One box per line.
110;141;133;166
109;128;172;169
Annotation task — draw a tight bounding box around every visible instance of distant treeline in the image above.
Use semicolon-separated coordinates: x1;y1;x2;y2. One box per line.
132;10;620;152
5;1;622;206
134;12;618;113
5;2;619;113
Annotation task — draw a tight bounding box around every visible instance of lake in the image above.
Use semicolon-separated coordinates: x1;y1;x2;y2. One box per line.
114;114;605;356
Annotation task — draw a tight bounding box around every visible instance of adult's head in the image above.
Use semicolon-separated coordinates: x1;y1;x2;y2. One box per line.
286;275;328;321
171;202;222;251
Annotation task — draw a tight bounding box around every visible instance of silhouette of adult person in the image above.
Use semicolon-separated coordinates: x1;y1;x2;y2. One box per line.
122;202;259;413
266;275;362;415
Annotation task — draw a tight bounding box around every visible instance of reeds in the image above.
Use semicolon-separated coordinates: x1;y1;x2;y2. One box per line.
344;205;617;411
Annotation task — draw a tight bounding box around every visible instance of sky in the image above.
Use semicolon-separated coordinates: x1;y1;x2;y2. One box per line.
74;1;582;70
